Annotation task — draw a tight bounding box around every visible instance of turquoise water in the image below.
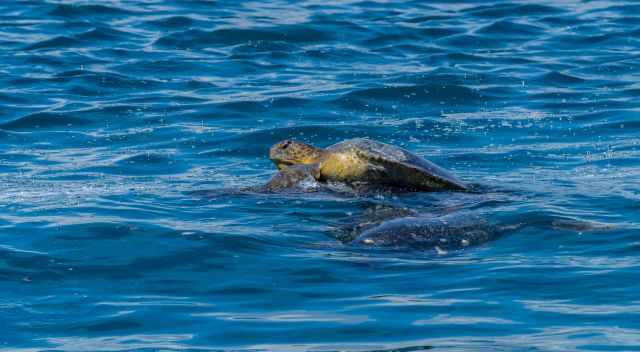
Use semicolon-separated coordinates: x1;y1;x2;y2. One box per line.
1;1;639;351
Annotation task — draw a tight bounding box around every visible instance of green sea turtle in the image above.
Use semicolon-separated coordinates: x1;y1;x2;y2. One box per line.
267;138;467;192
337;208;614;253
351;212;495;251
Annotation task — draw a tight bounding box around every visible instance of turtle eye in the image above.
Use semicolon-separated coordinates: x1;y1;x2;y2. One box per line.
281;141;290;149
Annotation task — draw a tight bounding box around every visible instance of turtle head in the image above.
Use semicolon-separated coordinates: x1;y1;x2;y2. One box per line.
269;140;324;170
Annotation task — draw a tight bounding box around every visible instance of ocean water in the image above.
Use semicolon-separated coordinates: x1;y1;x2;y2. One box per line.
1;0;639;351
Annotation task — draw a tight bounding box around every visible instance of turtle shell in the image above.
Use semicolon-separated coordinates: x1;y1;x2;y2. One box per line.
326;138;467;191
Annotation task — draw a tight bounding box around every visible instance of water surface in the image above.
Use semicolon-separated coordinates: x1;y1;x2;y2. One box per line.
1;0;639;351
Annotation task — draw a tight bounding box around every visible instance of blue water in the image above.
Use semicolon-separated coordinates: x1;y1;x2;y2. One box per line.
1;0;639;351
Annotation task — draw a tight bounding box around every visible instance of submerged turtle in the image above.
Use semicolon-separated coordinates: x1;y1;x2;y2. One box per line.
336;207;613;253
352;212;496;252
266;138;467;192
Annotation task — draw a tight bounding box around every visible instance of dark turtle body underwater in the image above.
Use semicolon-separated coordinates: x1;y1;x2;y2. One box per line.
352;212;493;251
333;205;612;254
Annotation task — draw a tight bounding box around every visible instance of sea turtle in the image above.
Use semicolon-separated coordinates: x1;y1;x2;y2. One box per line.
210;138;614;254
351;212;496;252
336;207;613;253
267;138;467;192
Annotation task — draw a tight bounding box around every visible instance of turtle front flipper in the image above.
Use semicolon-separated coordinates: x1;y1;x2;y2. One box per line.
263;164;321;192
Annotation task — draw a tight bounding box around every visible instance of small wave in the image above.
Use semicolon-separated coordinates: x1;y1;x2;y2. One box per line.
231;40;298;55
419;27;464;39
118;153;176;166
309;18;370;36
49;4;140;17
439;34;510;49
265;97;311;109
0;92;30;104
52;70;161;90
143;16;198;29
537;71;586;85
539;99;629;111
477;20;543;37
362;32;421;46
613;16;640;25
0;112;91;131
74;27;131;42
577;119;640;134
23;35;81;50
338;84;486;105
215;97;310;112
404;15;455;23
24;27;136;51
586;4;640;19
154;27;333;49
217;101;269;113
82;153;188;176
466;4;564;18
540;15;586;26
554;32;630;49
